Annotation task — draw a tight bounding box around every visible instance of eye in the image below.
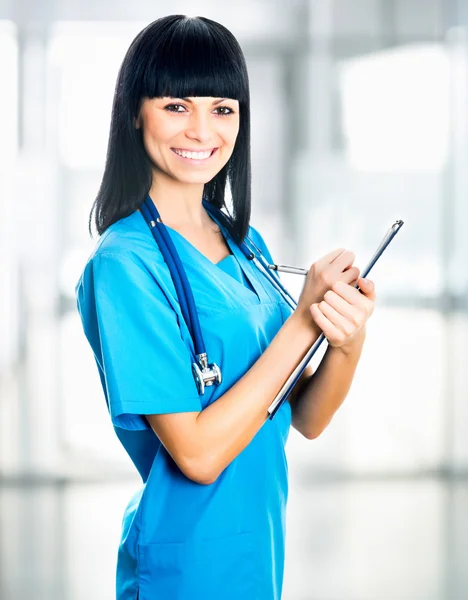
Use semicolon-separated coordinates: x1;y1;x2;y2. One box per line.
215;106;235;116
164;104;186;113
163;103;235;116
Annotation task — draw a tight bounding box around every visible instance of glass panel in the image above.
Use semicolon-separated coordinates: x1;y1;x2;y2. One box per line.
49;23;146;463
0;21;18;370
0;21;19;473
294;43;450;298
282;38;468;473
49;22;145;169
60;312;126;461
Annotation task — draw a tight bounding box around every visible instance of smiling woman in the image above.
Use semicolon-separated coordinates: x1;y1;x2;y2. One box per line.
75;12;374;600
135;95;239;179
89;14;251;242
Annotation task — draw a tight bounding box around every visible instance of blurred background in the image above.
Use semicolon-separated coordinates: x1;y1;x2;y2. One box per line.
0;0;467;598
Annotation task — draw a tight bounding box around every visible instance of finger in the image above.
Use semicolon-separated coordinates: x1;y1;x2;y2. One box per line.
341;266;360;286
310;303;341;341
322;289;359;323
331;249;356;271
318;299;355;336
357;277;376;301
332;280;375;306
316;248;346;266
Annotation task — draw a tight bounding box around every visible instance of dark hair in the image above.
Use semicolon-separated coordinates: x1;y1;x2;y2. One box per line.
89;14;252;243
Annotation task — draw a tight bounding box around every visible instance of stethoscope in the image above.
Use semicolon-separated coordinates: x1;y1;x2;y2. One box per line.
139;194;299;396
140;195;404;421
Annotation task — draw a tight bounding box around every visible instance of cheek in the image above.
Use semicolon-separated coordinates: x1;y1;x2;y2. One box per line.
144;119;177;144
214;124;239;158
225;118;240;144
141;122;179;164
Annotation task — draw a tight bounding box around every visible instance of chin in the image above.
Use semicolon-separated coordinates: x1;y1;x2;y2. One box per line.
174;171;219;185
187;177;216;185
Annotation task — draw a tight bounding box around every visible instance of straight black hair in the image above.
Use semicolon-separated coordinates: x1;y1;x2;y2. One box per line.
89;14;252;243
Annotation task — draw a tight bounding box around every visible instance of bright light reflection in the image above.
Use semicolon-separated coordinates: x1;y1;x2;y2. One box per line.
48;22;145;169
0;21;17;165
339;44;450;172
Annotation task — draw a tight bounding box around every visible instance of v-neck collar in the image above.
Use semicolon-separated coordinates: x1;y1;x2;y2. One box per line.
134;209;267;304
164;221;234;267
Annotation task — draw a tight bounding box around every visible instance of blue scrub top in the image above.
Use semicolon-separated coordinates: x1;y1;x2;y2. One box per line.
75;208;294;600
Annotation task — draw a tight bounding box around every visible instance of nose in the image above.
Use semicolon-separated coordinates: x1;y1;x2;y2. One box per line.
185;111;214;144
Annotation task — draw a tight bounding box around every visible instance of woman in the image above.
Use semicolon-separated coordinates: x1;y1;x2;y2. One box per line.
75;14;376;600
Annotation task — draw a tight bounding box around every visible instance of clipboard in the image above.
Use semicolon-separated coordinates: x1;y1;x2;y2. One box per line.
267;219;404;420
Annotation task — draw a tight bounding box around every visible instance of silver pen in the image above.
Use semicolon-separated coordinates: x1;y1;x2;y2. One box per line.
268;219;404;279
268;264;308;276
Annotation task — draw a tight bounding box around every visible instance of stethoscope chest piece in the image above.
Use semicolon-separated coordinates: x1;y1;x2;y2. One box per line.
192;353;222;395
140;194;296;398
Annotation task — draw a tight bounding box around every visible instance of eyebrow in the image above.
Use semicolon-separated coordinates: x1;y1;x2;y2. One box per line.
176;97;229;105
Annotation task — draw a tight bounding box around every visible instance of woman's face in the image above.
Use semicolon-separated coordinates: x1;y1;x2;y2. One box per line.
136;96;240;184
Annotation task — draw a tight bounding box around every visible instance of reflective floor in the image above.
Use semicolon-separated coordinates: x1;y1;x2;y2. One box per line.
1;472;467;600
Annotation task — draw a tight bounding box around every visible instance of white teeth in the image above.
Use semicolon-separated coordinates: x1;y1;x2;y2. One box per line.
173;149;212;159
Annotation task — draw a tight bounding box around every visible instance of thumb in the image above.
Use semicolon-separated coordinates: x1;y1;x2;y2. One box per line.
358;277;376;299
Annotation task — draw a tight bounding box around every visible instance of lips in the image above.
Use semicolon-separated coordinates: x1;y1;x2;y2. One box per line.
170;147;218;163
171;148;217;153
171;148;217;159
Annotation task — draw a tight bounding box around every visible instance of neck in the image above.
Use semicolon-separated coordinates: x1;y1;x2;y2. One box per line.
147;178;211;229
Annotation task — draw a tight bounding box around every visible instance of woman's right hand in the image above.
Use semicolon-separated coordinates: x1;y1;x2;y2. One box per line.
295;248;360;329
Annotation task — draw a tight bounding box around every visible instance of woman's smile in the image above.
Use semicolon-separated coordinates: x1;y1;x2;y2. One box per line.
171;147;219;165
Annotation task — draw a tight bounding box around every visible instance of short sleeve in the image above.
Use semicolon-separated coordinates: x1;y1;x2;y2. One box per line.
90;252;202;430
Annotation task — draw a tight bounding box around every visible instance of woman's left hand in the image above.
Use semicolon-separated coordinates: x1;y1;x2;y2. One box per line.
310;277;376;352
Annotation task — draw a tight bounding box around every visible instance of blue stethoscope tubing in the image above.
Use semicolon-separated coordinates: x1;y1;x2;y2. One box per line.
202;200;298;312
140;198;223;396
140;200;201;354
140;194;297;400
141;193;403;421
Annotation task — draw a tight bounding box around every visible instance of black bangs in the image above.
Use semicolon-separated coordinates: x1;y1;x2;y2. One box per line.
141;18;248;104
91;14;251;242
